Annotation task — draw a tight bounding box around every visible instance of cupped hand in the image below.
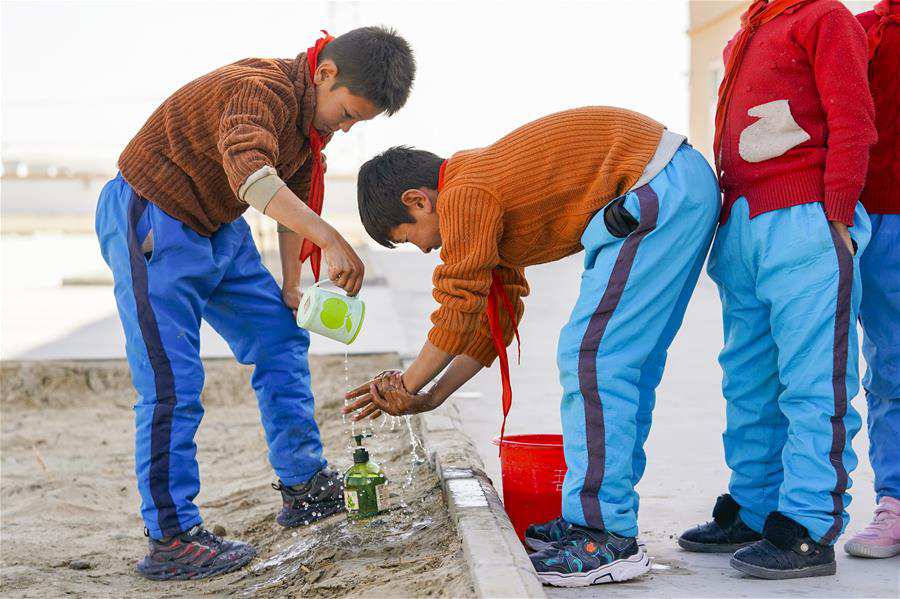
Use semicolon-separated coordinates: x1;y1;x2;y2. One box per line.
342;372;434;421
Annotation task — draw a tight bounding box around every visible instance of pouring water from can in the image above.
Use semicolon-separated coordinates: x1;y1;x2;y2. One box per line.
296;282;365;345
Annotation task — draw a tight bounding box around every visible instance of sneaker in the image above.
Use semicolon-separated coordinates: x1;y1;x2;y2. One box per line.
731;511;835;580
136;525;256;581
529;524;650;587
273;466;344;528
678;493;762;553
844;496;900;559
526;517;647;552
525;517;572;552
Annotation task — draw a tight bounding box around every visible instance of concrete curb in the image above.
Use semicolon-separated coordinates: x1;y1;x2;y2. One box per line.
419;400;546;599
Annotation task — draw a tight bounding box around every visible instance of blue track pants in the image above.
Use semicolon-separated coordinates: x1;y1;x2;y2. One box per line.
96;174;325;538
558;144;720;537
859;213;900;501
708;197;871;544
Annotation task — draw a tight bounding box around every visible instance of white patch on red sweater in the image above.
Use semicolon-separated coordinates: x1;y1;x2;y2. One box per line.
738;99;811;163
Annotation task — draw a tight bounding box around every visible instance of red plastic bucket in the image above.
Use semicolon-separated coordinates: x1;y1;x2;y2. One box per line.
492;434;566;542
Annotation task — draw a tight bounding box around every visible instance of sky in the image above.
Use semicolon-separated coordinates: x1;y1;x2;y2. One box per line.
1;0;690;175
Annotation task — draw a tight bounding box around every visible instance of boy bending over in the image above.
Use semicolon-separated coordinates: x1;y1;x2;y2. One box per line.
345;106;720;588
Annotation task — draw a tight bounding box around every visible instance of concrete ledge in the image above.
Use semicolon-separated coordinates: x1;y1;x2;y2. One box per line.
420;400;546;599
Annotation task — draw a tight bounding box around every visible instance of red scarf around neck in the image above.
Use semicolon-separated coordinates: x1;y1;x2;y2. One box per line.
299;30;334;282
713;0;815;174
437;161;521;450
868;0;899;59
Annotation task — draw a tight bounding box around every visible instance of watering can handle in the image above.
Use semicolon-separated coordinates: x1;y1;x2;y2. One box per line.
310;280;356;297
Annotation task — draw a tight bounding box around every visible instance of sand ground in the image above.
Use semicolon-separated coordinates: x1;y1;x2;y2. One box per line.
0;355;474;598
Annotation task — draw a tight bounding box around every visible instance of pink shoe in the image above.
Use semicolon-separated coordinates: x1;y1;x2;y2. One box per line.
844;496;900;559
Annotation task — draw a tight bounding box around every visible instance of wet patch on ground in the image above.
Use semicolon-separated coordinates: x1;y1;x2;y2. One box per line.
0;355;474;597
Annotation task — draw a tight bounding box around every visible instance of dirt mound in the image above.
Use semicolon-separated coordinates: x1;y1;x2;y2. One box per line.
0;356;474;597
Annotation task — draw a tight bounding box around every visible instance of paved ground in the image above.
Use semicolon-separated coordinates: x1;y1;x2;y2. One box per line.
371;247;899;598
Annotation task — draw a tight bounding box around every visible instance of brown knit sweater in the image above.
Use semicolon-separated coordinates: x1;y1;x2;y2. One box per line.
429;106;665;366
119;53;322;236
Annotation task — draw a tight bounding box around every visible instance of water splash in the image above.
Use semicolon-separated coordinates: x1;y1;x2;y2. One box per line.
343;351;356;446
243;535;318;595
403;415;426;464
401;415;427;489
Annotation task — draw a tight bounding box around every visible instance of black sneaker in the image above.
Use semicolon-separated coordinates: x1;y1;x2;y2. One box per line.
273;466;344;528
529;524;650;587
731;511;836;579
136;525;256;581
525;517;573;552
678;493;762;553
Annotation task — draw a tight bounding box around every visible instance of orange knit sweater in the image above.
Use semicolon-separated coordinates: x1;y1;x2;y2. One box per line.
429;106;665;366
119;53;322;236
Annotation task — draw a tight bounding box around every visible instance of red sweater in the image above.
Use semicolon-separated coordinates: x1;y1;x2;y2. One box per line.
857;2;900;214
718;0;876;226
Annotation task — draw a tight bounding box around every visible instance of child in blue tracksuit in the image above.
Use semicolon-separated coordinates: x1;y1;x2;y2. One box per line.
95;27;414;581
843;0;900;560
678;0;877;580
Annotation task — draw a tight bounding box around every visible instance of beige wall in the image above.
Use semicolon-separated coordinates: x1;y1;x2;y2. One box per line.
688;0;875;161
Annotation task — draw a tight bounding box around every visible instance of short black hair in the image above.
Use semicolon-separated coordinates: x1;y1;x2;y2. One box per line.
357;146;444;248
320;26;415;116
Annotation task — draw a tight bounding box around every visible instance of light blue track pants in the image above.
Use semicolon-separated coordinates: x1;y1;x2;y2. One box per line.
709;197;871;545
558;144;720;537
859;213;900;501
96;174;326;539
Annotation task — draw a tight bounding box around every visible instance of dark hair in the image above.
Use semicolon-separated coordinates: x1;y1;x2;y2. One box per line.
320;26;415;116
357;146;444;248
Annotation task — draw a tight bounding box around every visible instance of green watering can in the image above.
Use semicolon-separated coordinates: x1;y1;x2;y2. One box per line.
295;282;365;345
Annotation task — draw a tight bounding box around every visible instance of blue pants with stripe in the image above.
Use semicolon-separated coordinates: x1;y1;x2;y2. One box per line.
95;174;326;539
859;214;900;501
709;198;871;544
558;144;720;537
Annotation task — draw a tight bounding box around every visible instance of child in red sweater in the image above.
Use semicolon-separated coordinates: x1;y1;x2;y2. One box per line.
844;0;900;560
678;0;876;579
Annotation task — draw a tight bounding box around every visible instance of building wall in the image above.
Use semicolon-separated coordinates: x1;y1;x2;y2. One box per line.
688;0;875;161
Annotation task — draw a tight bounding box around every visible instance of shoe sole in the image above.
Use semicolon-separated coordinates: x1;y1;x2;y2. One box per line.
536;549;651;587
677;536;757;553
136;550;255;581
730;555;836;580
844;541;900;559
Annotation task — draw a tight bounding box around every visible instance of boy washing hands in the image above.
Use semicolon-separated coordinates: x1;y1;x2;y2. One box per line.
344;106;720;587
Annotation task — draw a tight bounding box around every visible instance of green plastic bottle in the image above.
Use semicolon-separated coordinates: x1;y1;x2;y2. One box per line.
343;434;388;520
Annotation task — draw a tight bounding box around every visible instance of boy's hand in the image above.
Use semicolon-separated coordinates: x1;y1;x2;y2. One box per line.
830;221;856;256
265;187;364;295
322;231;365;296
282;285;302;318
343;372;437;421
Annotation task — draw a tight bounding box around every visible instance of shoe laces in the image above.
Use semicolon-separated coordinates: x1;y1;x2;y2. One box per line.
869;503;899;529
185;525;223;549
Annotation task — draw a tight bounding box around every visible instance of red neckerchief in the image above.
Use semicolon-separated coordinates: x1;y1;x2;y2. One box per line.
437;160;521;451
299;30;334;282
868;1;899;59
713;0;815;176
